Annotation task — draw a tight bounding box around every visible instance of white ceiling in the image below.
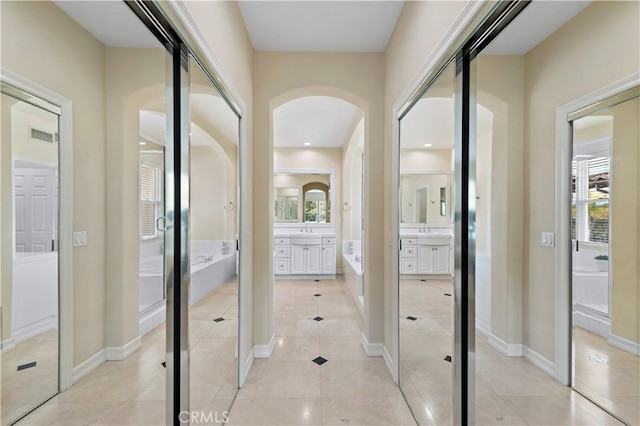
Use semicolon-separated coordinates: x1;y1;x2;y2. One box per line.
238;1;404;52
54;0;160;48
401;97;493;149
273;96;362;148
483;1;592;55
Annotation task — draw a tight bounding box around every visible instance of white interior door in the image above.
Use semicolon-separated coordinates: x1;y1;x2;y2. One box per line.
14;167;56;253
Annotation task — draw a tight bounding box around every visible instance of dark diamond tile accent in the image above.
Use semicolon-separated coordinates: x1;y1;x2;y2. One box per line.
313;316;324;321
444;293;452;297
312;356;328;366
406;316;418;321
314;279;320;282
17;361;36;371
444;355;452;362
213;317;225;322
161;362;166;368
420;279;427;282
313;293;322;297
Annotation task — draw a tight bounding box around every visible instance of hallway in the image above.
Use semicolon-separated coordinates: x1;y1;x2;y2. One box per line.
227;277;415;425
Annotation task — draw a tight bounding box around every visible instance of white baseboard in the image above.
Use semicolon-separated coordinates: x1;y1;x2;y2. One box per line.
140;303;166;337
523;345;555;378
382;344;393;375
254;333;275;358
1;337;16;353
608;333;640;356
240;348;255;387
361;332;383;356
488;333;523;357
105;336;142;361
73;349;106;384
573;308;610;339
12;316;58;344
476;319;491;337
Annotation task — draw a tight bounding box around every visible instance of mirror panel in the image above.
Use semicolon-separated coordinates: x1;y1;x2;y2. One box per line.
571;93;639;425
400;173;451;225
1;91;60;425
273;172;332;223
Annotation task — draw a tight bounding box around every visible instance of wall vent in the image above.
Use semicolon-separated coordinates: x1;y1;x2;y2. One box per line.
30;127;57;143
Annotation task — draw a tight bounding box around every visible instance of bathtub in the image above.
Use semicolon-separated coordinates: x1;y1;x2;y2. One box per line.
572;267;610;338
342;240;363;315
138;240;237;335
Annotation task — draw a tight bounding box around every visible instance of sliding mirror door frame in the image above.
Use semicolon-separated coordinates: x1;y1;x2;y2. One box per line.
394;1;531;424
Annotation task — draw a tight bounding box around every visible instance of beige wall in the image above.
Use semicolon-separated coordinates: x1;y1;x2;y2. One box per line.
1;0;107;366
191;145;235;241
342;119;364;241
523;1;640;360
477;55;525;346
1;95;16;341
254;52;385;346
384;0;470;351
610;98;639;344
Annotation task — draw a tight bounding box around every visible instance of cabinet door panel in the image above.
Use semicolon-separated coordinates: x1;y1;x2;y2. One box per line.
433;245;450;274
307;245;322;274
291;245;306;274
322;245;336;274
418;245;433;274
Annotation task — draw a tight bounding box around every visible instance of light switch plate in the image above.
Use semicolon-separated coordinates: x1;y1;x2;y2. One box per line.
541;231;555;248
73;231;87;247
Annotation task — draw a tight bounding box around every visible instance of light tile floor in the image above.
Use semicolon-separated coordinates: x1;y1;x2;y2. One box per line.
1;330;59;425
15;280;239;426
573;327;640;425
399;278;625;426
225;277;416;426
10;276;631;426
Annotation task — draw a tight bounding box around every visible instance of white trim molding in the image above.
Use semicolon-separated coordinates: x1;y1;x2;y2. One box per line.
555;72;640;385
72;349;106;384
12;317;58;344
608;333;640;356
105;336;142;361
1;67;74;391
139;303;166;337
1;338;16;353
382;345;393;374
487;333;523;357
361;332;384;357
253;333;276;358
523;346;556;378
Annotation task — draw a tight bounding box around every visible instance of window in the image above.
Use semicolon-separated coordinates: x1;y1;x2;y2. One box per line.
304;190;326;223
572;156;610;244
140;163;163;238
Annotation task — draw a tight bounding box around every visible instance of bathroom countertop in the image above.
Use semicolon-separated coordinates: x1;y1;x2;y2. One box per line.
274;232;336;238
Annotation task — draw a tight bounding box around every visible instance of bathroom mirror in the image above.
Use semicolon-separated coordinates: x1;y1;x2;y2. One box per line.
400;173;451;225
274;187;299;222
273;171;332;223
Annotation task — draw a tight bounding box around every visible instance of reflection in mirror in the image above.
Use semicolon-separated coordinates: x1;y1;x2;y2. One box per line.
188;55;240;413
274;187;299;222
400;174;450;225
571;93;639;425
273;172;331;223
1;91;60;425
398;59;455;425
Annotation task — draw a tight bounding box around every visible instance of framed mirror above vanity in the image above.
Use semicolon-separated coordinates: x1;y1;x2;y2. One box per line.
400;172;452;226
273;170;334;224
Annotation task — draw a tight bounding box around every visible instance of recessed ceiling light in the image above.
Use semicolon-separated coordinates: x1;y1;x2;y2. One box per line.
423;143;432;147
139;141;146;145
303;142;311;146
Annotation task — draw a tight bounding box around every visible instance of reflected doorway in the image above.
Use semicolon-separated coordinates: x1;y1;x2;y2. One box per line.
571;90;640;425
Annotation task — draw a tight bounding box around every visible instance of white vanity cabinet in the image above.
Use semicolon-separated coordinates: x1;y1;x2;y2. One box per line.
401;236;452;275
291;244;322;274
274;234;336;277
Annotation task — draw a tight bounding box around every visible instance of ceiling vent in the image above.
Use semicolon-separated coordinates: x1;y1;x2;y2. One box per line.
30;127;58;144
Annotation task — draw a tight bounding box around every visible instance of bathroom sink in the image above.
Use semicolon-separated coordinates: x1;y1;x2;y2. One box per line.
289;232;322;237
